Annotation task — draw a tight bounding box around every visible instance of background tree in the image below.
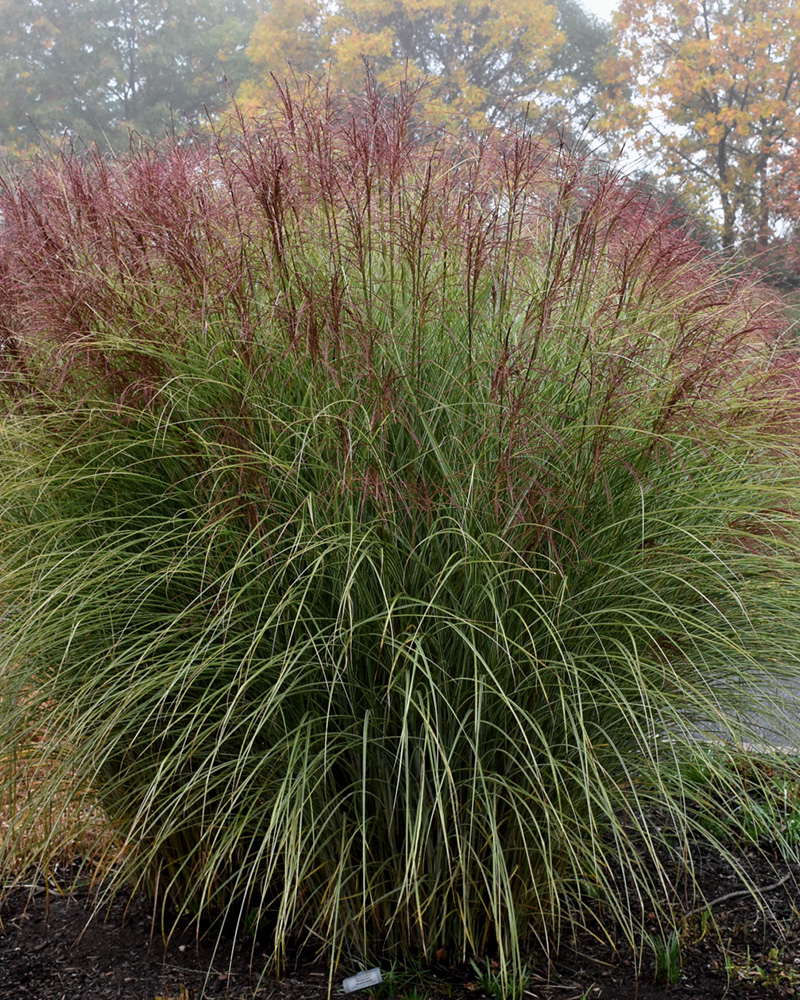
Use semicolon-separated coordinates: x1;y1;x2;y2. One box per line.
549;0;612;126
0;0;108;150
764;142;800;287
240;0;610;127
0;0;260;153
600;0;800;255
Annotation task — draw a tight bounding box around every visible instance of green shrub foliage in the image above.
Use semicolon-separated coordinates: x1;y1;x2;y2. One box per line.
2;83;800;980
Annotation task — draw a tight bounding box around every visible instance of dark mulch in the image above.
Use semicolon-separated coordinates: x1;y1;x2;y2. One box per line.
2;842;800;1000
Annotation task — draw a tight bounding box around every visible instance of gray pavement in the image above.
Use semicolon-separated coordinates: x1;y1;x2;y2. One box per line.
679;673;800;754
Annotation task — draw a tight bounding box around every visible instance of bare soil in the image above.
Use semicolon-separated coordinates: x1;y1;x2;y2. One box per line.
2;841;800;1000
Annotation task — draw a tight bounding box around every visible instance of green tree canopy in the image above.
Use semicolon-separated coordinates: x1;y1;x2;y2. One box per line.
0;0;260;153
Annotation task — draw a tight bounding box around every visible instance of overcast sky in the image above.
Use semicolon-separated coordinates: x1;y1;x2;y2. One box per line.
580;0;619;21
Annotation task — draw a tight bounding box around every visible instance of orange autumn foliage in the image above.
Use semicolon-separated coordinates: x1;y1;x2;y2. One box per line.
601;0;800;257
238;0;566;126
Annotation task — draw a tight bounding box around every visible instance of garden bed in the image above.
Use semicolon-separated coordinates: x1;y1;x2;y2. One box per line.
3;836;800;1000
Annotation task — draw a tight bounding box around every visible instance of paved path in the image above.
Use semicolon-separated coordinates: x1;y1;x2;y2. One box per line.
680;674;800;753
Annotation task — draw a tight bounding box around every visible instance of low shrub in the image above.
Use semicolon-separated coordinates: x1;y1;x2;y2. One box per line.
2;81;800;986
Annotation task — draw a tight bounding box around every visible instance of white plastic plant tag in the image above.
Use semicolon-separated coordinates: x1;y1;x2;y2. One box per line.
342;967;383;993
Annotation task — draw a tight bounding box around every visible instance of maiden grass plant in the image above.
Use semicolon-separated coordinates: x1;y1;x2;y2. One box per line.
2;81;800;986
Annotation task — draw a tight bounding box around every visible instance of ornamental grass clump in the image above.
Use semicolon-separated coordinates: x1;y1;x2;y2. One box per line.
2;82;800;985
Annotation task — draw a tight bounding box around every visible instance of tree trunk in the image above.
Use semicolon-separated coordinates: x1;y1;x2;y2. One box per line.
717;132;736;253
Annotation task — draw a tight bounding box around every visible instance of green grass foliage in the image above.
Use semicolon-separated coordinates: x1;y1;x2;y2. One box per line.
2;83;800;983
